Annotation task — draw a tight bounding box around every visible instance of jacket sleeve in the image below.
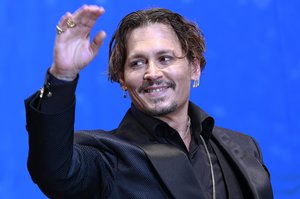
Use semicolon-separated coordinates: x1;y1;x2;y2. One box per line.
249;136;271;179
24;74;113;198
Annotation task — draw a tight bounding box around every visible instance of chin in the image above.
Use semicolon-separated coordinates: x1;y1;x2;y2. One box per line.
142;102;178;117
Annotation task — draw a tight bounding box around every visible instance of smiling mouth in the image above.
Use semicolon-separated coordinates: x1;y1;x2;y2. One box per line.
144;86;169;93
138;79;176;94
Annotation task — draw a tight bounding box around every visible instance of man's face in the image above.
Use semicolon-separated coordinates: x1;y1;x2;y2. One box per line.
120;23;200;116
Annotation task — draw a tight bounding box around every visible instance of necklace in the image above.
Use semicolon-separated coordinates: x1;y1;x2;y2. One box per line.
181;116;215;199
181;116;191;139
199;134;216;199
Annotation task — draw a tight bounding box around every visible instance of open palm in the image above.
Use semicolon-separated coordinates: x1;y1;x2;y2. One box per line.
51;5;106;81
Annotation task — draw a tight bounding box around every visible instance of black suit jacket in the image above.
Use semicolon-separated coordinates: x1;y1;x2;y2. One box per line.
25;93;273;199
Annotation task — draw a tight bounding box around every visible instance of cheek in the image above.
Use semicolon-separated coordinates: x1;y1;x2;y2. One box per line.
173;69;191;83
124;71;142;91
174;71;192;93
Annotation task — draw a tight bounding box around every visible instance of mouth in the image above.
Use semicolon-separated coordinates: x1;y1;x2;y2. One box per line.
144;86;170;93
138;80;176;94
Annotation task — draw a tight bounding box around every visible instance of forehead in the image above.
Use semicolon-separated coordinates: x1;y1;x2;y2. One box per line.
125;23;182;56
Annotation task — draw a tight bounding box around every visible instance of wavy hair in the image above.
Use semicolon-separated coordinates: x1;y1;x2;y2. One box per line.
108;8;206;82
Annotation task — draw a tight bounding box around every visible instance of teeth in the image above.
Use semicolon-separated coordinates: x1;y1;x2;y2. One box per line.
147;88;165;93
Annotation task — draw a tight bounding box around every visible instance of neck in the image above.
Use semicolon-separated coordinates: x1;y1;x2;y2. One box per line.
155;103;191;149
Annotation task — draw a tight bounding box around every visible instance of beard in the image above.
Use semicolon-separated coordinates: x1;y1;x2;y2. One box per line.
135;79;178;116
142;98;178;117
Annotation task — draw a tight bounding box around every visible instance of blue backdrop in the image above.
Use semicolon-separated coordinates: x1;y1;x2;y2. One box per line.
0;0;299;198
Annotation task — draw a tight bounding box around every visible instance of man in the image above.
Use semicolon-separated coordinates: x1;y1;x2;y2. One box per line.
25;5;273;199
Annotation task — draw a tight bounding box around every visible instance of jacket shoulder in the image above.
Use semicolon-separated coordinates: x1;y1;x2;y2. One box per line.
212;126;263;161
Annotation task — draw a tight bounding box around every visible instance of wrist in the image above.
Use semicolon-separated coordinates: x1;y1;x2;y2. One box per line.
49;65;78;81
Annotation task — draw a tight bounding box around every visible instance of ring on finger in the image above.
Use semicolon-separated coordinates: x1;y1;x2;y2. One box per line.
67;18;76;28
56;25;65;35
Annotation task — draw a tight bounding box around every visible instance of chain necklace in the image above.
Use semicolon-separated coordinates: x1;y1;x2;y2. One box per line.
181;116;191;139
180;116;216;199
199;134;216;199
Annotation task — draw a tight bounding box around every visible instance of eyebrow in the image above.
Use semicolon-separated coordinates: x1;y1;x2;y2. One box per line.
127;49;176;60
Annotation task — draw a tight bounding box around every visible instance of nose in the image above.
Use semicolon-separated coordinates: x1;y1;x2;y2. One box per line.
143;61;163;81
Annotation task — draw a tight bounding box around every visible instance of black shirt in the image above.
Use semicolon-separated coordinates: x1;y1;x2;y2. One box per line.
130;103;228;199
38;70;231;199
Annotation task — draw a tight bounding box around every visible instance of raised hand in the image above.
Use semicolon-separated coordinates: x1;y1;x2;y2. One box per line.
50;5;106;81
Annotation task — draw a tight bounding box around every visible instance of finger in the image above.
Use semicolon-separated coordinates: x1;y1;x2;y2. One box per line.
73;5;105;28
85;7;105;29
90;31;106;56
72;5;104;18
56;12;72;37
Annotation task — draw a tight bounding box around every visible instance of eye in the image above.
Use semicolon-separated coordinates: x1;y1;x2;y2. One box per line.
159;55;173;65
130;59;147;68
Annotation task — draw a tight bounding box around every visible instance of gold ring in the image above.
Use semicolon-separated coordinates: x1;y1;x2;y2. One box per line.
67;18;76;28
56;25;64;35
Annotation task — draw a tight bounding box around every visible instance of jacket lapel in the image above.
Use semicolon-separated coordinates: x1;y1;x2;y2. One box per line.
210;141;245;199
117;110;206;199
212;130;273;199
138;143;206;199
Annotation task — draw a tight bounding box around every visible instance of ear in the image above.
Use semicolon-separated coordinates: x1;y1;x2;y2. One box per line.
191;61;201;80
119;73;128;90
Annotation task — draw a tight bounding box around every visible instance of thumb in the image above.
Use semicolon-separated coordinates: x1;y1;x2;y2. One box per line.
90;31;106;56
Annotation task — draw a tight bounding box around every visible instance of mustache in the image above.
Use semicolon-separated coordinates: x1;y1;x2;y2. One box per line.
138;79;176;93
